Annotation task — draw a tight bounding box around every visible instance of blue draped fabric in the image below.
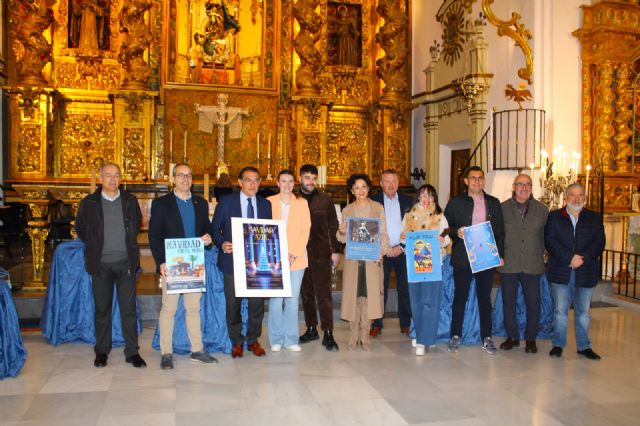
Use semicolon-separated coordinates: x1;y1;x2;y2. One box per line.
408;258;554;345
152;247;248;355
492;274;554;339
40;240;142;346
0;274;27;379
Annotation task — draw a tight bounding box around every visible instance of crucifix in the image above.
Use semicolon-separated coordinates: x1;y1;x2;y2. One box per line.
195;93;249;176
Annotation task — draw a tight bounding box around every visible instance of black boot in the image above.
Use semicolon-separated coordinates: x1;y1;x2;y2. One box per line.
299;326;319;344
322;330;339;351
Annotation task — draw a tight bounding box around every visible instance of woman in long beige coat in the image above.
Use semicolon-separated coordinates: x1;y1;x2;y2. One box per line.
337;174;390;350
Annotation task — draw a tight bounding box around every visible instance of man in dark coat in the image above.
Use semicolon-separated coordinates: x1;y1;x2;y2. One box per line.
444;166;505;354
370;169;414;336
545;182;605;360
297;164;341;351
76;162;145;368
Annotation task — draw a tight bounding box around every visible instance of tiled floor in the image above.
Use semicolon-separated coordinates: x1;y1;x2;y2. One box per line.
2;306;640;425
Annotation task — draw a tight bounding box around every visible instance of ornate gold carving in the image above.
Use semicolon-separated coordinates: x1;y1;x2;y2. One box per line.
55;59;122;90
9;0;54;85
60;115;116;176
65;191;88;200
505;83;532;110
375;0;409;97
326;121;367;177
293;0;323;94
594;61;616;172
301;132;321;166
16;88;44;119
318;68;370;105
439;3;467;66
452;78;489;113
27;222;49;285
303;98;322;127
123;92;144;122
386;132;406;176
279;0;294;104
28;203;49;219
123;128;146;180
614;62;633;173
23;190;49;200
481;0;533;84
18;125;43;173
119;0;152;89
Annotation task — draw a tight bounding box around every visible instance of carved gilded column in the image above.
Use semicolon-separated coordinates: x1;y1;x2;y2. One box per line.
293;98;328;172
375;0;409;100
292;0;323;95
119;0;153;90
614;63;633;173
19;190;51;290
595;61;616;172
8;0;54;86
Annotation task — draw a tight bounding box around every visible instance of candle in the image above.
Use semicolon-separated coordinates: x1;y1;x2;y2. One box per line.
183;131;188;160
169;129;173;161
204;173;210;201
585;164;592;200
541;165;547;187
268;132;271;160
90;169;96;193
257;132;261;168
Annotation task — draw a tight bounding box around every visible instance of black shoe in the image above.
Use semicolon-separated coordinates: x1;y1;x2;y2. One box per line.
322;330;339;351
126;354;147;368
94;353;108;368
525;340;538;354
549;346;563;358
499;338;520;350
299;326;319;344
577;348;601;360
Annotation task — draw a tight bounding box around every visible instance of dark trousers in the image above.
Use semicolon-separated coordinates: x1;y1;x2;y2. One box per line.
373;253;411;329
223;273;264;345
450;266;495;339
500;272;541;341
91;259;139;357
300;259;334;330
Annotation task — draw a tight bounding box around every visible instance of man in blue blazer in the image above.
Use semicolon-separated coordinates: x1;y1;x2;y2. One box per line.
212;166;272;358
370;169;414;336
545;182;605;360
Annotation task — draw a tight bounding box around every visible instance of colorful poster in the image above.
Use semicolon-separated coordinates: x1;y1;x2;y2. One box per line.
405;230;442;282
462;221;501;273
231;218;292;297
345;217;381;261
164;238;206;294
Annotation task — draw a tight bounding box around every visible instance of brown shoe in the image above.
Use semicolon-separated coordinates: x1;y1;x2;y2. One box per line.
231;343;243;358
247;341;266;357
369;326;381;337
400;327;410;336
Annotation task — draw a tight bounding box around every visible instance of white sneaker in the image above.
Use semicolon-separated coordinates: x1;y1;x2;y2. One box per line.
415;344;425;356
271;344;282;352
286;344;302;352
411;339;417;348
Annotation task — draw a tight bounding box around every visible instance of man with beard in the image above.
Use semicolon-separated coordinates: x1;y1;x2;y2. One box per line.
545;183;605;360
297;164;341;351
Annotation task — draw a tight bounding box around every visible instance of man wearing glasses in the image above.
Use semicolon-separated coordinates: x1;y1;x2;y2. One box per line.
444;166;504;354
498;174;548;354
150;163;217;369
212;166;272;358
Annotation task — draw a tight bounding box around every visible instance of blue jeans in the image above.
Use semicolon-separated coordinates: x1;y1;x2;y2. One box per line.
268;269;305;347
373;253;411;329
409;280;443;346
551;270;595;351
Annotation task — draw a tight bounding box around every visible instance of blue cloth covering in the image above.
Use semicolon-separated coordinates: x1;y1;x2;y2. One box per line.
0;274;27;379
41;240;142;346
408;258;554;345
152;247;248;354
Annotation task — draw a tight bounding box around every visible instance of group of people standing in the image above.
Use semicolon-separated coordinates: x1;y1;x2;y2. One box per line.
75;161;605;370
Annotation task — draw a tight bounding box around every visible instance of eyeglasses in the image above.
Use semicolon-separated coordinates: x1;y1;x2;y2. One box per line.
175;173;193;179
467;176;484;182
514;182;532;188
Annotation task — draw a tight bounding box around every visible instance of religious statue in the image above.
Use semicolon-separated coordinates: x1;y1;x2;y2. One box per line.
69;0;110;50
328;4;361;67
375;0;409;96
118;0;152;89
9;0;55;85
292;0;323;93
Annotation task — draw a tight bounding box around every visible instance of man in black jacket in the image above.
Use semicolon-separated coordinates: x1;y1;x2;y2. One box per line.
149;163;217;370
545;183;605;360
370;169;414;336
444;166;504;354
75;162;146;368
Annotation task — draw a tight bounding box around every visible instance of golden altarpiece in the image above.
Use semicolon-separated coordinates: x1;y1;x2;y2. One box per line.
3;0;412;286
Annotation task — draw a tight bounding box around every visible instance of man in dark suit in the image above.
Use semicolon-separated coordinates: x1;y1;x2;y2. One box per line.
370;169;414;336
211;166;273;358
76;162;145;368
545;182;605;360
149;163;217;370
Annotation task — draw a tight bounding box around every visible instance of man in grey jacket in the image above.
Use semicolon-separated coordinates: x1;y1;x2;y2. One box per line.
498;173;548;354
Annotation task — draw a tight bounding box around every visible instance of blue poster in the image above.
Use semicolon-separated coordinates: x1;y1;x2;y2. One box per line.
164;238;206;294
345;217;381;261
463;221;501;273
405;230;442;283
